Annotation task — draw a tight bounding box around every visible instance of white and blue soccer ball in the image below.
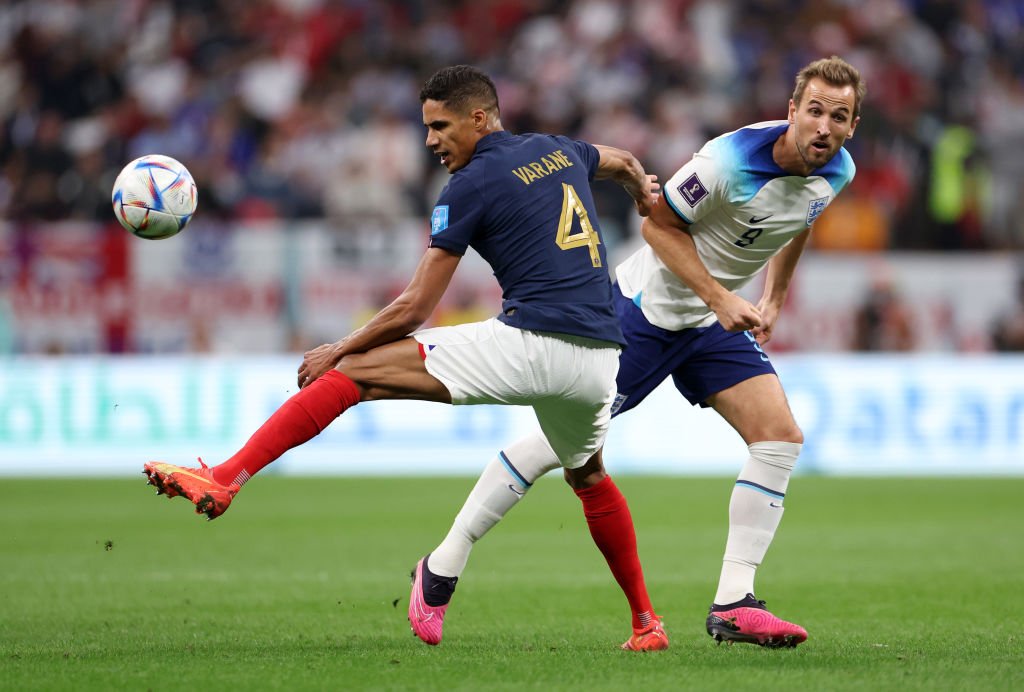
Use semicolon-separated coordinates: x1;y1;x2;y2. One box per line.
111;154;198;240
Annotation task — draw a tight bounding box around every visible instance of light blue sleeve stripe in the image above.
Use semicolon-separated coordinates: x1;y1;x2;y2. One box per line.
663;192;694;224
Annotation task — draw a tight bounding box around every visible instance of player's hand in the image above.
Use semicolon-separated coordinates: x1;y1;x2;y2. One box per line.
750;299;780;345
634;174;660;217
710;292;762;332
298;342;341;389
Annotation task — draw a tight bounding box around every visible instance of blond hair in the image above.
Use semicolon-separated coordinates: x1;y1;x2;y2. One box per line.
793;56;866;118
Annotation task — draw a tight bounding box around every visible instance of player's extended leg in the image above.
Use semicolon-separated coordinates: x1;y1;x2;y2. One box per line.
409;431;561;645
144;339;450;519
565;451;667;651
703;373;807;648
409;325;624;646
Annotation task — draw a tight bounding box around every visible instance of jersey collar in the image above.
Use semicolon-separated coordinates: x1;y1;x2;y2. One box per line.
474;130;514;154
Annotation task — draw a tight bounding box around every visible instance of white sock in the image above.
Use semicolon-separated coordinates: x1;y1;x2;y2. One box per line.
427;431;560;578
714;440;801;606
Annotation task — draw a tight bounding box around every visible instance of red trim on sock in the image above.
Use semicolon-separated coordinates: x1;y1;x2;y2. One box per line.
211;370;361;487
575;476;654;629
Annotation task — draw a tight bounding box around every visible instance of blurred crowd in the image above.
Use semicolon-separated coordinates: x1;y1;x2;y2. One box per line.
2;0;1023;250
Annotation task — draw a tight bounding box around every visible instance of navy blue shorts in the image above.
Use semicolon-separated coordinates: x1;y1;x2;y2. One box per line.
610;286;777;416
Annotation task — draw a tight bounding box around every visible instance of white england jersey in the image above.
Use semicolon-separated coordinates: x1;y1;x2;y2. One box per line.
616;120;855;330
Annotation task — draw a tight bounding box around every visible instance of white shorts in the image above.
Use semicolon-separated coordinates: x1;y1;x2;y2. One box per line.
413;318;621;469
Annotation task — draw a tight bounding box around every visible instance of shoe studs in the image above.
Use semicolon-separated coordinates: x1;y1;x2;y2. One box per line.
144;470;167;495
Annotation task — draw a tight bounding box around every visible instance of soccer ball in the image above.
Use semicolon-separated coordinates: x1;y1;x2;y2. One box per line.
111;154;198;240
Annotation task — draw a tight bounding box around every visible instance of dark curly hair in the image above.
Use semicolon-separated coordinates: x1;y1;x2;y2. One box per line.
419;65;499;116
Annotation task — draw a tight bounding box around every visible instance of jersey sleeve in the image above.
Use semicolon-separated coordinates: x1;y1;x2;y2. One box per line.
831;148;857;195
551;136;600;179
427;173;484;255
662;141;728;225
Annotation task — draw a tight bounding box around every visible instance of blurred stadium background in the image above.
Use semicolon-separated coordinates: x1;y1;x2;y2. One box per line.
2;0;1023;477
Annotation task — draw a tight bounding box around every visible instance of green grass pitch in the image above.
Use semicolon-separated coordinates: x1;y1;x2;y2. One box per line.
2;475;1022;691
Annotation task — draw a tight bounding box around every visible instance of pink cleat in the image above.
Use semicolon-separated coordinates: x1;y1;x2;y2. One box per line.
408;555;458;646
621;615;669;651
706;594;807;648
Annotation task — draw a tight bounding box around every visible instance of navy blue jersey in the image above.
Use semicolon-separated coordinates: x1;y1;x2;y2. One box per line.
428;131;625;346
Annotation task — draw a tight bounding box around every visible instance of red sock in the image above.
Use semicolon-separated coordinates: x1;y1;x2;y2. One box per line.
212;370;360;488
575;476;654;629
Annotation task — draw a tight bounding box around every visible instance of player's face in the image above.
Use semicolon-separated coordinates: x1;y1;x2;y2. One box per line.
788;78;859;172
422;99;482;174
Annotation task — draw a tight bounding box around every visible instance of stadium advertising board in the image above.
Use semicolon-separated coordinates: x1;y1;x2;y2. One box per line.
1;355;1022;476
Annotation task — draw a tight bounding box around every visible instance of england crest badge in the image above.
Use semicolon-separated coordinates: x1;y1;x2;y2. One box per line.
806;196;829;226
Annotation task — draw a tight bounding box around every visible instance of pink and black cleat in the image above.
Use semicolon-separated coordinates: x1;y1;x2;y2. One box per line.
408;555;458;646
706;594;807;648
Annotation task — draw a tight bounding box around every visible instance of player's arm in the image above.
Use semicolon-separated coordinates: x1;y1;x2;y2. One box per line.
750;227;810;344
641;196;762;332
298;247;462;388
593;144;660;216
